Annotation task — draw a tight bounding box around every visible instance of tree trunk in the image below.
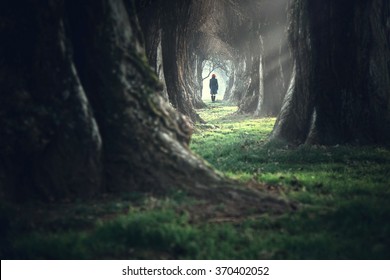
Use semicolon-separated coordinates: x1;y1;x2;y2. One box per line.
237;34;262;115
258;28;291;116
193;55;207;109
0;1;103;201
236;0;292;117
160;1;202;122
0;0;203;200
224;57;249;104
137;0;206;118
183;46;206;110
136;1;168;100
271;0;390;145
0;0;292;216
223;65;235;102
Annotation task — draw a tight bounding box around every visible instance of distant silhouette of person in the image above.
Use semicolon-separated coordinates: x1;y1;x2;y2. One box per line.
209;74;219;102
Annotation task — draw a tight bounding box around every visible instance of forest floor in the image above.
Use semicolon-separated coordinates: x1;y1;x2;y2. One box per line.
1;101;390;259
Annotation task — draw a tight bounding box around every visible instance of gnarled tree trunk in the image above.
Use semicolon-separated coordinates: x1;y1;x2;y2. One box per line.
0;0;208;200
0;0;291;217
272;0;390;145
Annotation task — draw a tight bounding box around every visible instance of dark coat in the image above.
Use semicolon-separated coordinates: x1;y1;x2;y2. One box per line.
209;77;218;94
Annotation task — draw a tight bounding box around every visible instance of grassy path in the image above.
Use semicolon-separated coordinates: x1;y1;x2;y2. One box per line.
191;101;390;259
2;102;389;259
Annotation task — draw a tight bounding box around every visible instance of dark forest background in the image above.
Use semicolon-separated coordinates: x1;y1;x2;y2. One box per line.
0;0;389;259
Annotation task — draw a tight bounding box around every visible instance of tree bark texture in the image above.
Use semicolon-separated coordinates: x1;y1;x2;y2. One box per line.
0;0;293;218
0;0;212;200
272;0;390;145
136;1;169;100
0;1;103;200
159;1;200;122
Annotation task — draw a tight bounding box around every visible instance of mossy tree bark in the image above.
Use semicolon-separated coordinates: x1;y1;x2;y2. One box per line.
0;0;291;215
0;0;209;200
272;0;390;145
135;0;167;101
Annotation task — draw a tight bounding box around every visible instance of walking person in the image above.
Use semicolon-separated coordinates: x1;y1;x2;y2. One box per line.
209;74;219;102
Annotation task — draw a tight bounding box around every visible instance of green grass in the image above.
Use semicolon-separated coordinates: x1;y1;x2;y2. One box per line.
1;101;390;259
192;102;390;201
191;101;390;259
